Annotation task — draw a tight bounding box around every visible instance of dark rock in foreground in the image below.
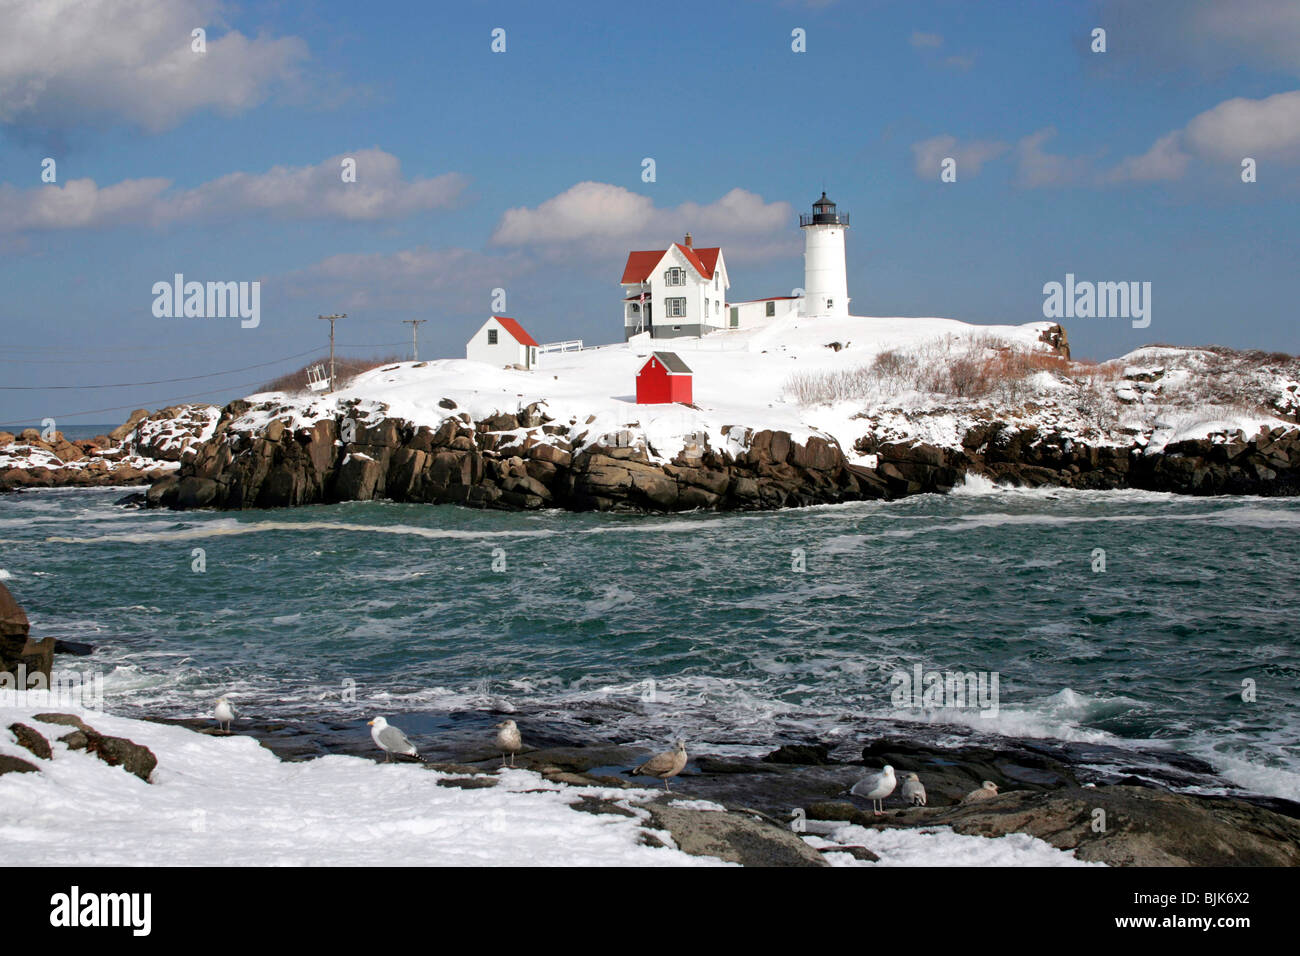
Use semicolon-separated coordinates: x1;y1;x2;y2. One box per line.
862;786;1300;867
1;581;53;687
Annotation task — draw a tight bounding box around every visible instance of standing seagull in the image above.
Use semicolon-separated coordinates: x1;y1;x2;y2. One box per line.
631;739;688;791
214;697;236;734
901;772;927;807
963;780;1000;803
851;764;896;815
368;716;421;762
494;720;522;767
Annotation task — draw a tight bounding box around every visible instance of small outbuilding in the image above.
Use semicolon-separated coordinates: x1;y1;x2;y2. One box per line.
467;315;539;368
636;351;693;404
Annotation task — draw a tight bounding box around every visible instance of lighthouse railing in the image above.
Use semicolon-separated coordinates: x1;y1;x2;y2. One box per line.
799;212;849;227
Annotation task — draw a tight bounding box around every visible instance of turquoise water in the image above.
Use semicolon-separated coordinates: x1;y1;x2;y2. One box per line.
1;484;1297;799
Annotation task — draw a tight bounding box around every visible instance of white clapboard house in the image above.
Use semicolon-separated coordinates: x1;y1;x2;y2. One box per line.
466;315;539;369
620;234;730;341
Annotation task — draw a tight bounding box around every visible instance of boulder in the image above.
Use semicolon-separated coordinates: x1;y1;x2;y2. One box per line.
894;785;1300;867
8;722;52;760
643;802;827;867
175;476;219;509
108;409;149;442
0;755;39;776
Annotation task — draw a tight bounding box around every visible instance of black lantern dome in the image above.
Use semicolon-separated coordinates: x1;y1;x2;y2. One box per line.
800;191;849;227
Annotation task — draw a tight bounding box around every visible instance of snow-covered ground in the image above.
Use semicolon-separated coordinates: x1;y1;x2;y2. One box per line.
0;701;1094;867
0;701;721;867
226;314;1297;464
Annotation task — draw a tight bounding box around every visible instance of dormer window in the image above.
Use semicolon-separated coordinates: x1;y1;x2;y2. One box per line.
665;267;686;286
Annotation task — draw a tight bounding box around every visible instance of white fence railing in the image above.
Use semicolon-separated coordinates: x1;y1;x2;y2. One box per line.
539;339;584;353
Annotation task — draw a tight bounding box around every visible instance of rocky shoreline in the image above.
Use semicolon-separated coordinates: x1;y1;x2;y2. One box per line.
129;395;1300;515
140;708;1300;866
0;405;218;492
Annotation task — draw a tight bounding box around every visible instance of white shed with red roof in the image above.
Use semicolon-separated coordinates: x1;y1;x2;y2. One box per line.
466;315;540;369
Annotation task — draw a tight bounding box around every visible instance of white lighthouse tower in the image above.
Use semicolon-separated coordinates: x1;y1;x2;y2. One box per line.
799;191;850;318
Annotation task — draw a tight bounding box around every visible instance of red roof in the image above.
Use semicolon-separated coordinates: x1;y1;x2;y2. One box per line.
620;245;721;283
491;315;538;347
690;246;720;279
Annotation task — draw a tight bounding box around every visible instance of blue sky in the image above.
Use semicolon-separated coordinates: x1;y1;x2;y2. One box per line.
2;0;1298;428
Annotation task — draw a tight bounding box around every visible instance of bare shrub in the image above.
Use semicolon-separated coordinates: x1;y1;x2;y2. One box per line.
259;355;406;394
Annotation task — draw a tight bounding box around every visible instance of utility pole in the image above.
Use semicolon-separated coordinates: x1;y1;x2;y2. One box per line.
402;319;427;361
317;314;346;391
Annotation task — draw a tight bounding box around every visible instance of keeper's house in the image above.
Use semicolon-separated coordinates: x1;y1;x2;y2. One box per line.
466;315;539;369
636;351;693;404
621;234;729;341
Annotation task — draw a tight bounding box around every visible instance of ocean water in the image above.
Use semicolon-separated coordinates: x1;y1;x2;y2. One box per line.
1;483;1297;800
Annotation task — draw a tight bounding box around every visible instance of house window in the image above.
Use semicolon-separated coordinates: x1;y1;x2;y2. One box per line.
529;348;537;365
714;274;719;290
665;267;686;286
766;300;776;317
666;297;686;318
488;329;498;344
826;299;833;309
729;307;738;328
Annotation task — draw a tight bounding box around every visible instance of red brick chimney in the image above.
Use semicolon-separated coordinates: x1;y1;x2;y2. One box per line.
684;232;693;248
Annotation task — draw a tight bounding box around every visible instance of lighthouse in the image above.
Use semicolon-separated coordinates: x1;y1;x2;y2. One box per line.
799;192;850;318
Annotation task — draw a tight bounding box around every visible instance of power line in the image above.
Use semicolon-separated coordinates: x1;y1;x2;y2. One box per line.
0;378;282;430
0;343;422;429
0;347;323;389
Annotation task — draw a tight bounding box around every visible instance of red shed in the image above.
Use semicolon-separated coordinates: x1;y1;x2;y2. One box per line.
636;351;693;404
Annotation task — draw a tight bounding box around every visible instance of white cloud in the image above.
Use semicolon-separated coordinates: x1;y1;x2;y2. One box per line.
0;0;307;131
911;134;1007;178
1104;131;1192;183
1103;89;1300;182
1016;127;1092;187
490;182;796;263
0;150;465;232
1184;89;1300;163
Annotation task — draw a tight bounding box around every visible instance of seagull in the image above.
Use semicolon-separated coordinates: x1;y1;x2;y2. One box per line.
631;739;688;791
962;780;1000;803
214;697;236;734
901;772;927;807
367;716;421;762
850;765;896;815
494;719;522;767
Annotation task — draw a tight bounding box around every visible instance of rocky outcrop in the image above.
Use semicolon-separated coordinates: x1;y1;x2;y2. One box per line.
140;391;1300;514
0;405;216;493
32;713;157;782
859;422;1300;498
643;802;828;867
146;401;884;513
863;785;1300;867
0;582;53;688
